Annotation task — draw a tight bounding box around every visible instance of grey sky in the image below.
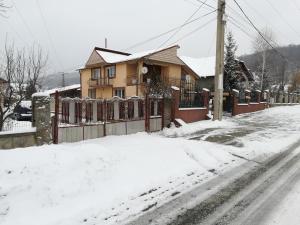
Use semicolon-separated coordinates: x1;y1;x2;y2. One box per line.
1;0;300;74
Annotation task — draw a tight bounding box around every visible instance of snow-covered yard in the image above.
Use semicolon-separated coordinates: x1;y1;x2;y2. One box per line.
1;105;300;225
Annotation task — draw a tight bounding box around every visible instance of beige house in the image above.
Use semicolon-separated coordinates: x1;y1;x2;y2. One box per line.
80;45;200;99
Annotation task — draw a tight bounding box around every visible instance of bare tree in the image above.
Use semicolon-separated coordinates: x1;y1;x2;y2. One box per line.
0;43;26;131
0;0;9;17
25;45;48;99
252;27;277;90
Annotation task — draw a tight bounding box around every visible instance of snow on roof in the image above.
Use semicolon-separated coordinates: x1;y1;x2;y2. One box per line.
96;46;179;64
179;56;216;78
37;84;81;96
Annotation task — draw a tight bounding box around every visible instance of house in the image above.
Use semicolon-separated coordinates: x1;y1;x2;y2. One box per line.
179;56;254;91
35;84;81;112
41;84;81;98
80;45;201;99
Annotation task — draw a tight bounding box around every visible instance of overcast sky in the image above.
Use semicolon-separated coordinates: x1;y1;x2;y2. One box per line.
1;0;300;74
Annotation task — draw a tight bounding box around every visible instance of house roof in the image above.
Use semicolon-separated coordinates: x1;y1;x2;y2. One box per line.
180;56;254;81
87;45;181;66
38;84;81;96
179;56;216;78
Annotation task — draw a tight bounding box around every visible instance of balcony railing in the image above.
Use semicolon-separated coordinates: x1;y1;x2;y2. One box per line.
127;75;139;86
89;78;112;87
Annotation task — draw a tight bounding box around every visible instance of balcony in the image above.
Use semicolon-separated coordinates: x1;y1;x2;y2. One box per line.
127;75;139;86
89;78;113;87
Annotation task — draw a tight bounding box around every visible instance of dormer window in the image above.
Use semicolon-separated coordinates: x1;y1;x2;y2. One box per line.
106;65;116;78
91;68;101;80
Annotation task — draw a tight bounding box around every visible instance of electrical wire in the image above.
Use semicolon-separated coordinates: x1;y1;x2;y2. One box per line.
157;0;209;49
233;0;288;62
124;9;216;51
35;0;64;71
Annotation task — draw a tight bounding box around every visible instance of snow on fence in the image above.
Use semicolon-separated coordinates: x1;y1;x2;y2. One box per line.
52;94;165;144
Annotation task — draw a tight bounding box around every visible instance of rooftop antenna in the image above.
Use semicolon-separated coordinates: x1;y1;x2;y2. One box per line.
105;38;108;48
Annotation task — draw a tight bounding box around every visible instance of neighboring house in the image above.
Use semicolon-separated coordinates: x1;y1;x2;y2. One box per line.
40;84;81;98
36;84;81;112
80;45;200;99
179;56;254;91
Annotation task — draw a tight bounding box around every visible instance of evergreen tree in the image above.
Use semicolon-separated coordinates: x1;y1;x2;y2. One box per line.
224;32;240;91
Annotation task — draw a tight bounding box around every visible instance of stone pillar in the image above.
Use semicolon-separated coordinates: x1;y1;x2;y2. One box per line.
113;101;119;120
232;89;239;116
134;100;139;119
245;90;251;103
154;100;158;116
32;95;52;145
202;88;210;108
256;90;261;103
93;101;97;123
284;93;289;103
279;92;283;103
69;101;75;124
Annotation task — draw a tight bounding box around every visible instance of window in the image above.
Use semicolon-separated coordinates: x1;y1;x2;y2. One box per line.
106;65;116;78
91;68;101;80
88;89;96;99
114;88;125;98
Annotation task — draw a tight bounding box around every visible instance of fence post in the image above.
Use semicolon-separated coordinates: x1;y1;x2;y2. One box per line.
202;88;210;108
69;100;75;124
232;89;239;116
92;101;97;123
161;95;165;130
145;94;150;132
52;91;59;144
103;100;107;137
134;99;139;119
256;90;261;103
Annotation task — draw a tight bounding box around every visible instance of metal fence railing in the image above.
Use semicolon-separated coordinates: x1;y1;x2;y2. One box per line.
56;96;163;126
179;80;204;108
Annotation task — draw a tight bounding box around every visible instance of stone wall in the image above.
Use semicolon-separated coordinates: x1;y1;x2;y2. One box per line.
0;131;36;149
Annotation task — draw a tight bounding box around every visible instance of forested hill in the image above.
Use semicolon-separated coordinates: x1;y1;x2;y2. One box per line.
240;44;300;75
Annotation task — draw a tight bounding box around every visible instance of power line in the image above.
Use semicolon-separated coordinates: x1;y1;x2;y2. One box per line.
169;17;215;46
157;0;209;48
264;0;300;39
11;0;36;41
239;0;293;43
233;0;288;62
124;9;216;51
35;0;64;71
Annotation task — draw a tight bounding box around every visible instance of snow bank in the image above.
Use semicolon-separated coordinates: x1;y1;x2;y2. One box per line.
0;133;240;225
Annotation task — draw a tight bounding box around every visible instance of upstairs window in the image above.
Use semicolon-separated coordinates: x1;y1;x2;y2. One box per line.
91;68;101;80
106;65;116;78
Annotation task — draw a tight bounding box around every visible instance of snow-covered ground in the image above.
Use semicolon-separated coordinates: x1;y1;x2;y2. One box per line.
1;106;300;225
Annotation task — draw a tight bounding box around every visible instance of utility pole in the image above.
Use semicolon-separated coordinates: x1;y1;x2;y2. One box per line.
62;72;65;87
105;38;108;48
261;50;266;90
213;0;226;121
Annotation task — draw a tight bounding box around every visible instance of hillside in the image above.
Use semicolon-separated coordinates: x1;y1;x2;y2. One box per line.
239;44;300;83
41;71;80;90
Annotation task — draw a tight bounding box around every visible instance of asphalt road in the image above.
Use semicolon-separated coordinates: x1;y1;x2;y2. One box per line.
125;138;300;225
